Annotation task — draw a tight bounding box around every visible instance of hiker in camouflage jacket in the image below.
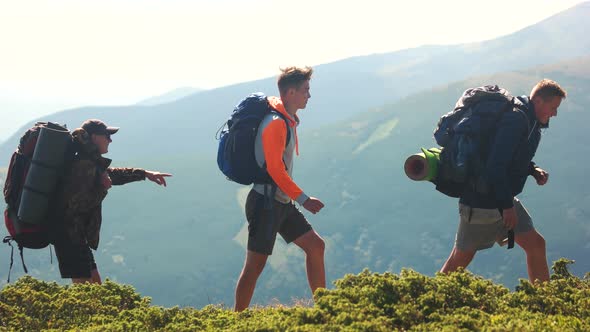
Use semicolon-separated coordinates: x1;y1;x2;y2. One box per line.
53;119;171;284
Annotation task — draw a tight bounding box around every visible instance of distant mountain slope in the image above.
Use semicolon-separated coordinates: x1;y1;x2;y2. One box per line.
136;87;203;106
2;56;587;308
0;2;588;161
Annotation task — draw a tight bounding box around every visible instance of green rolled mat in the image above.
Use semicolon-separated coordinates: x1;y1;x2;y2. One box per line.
18;124;71;225
404;147;441;182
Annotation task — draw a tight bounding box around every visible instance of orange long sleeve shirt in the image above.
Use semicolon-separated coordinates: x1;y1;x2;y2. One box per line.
252;97;309;205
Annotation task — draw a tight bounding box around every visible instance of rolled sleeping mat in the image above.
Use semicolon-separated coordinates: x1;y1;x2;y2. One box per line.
18;123;71;225
404;147;441;182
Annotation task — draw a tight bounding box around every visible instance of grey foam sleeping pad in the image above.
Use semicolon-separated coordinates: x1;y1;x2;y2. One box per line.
18;124;71;225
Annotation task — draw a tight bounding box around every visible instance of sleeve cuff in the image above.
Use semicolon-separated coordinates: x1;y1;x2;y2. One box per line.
528;162;537;175
498;198;514;210
295;193;310;206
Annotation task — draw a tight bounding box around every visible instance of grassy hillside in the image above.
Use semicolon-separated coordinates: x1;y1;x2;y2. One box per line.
1;259;588;331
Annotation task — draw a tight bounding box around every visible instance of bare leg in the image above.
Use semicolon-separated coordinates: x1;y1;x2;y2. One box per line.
234;250;268;312
90;268;102;284
293;230;326;294
71;268;102;284
440;246;476;273
71;277;91;284
515;229;549;282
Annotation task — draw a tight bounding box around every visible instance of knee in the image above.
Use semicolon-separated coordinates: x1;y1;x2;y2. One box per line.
451;247;475;263
536;234;546;250
305;235;325;256
530;233;546;252
242;258;267;278
241;263;265;280
316;237;326;253
519;232;546;253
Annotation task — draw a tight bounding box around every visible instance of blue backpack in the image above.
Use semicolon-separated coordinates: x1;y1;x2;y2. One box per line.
432;85;527;197
217;93;290;185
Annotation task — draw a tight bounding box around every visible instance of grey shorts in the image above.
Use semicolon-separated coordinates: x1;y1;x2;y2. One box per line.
245;190;312;255
455;197;534;251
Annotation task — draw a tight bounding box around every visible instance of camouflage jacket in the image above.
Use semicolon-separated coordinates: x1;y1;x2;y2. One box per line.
57;149;145;249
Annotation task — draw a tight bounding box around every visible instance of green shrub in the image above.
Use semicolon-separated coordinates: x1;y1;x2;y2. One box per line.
1;259;588;331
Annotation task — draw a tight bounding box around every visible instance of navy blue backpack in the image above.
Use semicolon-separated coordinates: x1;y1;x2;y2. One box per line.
433;85;527;197
217;93;290;185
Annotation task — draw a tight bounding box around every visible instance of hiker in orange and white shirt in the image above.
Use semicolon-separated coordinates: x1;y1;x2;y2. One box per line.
234;66;326;312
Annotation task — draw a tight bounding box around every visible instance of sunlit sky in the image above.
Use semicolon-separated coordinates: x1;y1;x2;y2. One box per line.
0;0;587;140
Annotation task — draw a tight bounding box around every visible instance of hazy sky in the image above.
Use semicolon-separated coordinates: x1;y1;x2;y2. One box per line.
0;0;587;140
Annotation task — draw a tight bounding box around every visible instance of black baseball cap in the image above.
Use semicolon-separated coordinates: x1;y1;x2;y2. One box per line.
81;119;119;136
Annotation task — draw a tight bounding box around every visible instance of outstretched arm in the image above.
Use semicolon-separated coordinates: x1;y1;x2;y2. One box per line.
108;167;146;185
145;171;172;187
108;167;172;186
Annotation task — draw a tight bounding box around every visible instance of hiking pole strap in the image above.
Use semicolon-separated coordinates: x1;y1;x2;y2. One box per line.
263;184;274;210
263;184;278;241
507;230;515;249
19;245;28;273
498;208;515;250
3;237;14;283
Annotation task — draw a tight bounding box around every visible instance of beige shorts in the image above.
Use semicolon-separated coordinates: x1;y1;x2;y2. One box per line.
455;197;534;251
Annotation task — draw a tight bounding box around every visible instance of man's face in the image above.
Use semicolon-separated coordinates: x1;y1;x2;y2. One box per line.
534;96;562;125
291;80;311;110
91;133;112;154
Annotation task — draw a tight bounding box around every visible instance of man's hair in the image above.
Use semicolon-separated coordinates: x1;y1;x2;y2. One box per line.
530;79;567;101
277;66;313;95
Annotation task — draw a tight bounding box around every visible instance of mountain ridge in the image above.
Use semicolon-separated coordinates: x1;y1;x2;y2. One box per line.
1;2;589;161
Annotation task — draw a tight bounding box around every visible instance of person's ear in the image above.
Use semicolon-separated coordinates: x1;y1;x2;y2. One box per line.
531;95;544;108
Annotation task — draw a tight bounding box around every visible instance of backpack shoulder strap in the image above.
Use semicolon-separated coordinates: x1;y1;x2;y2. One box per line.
510;97;532;135
514;108;530;134
270;111;292;147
